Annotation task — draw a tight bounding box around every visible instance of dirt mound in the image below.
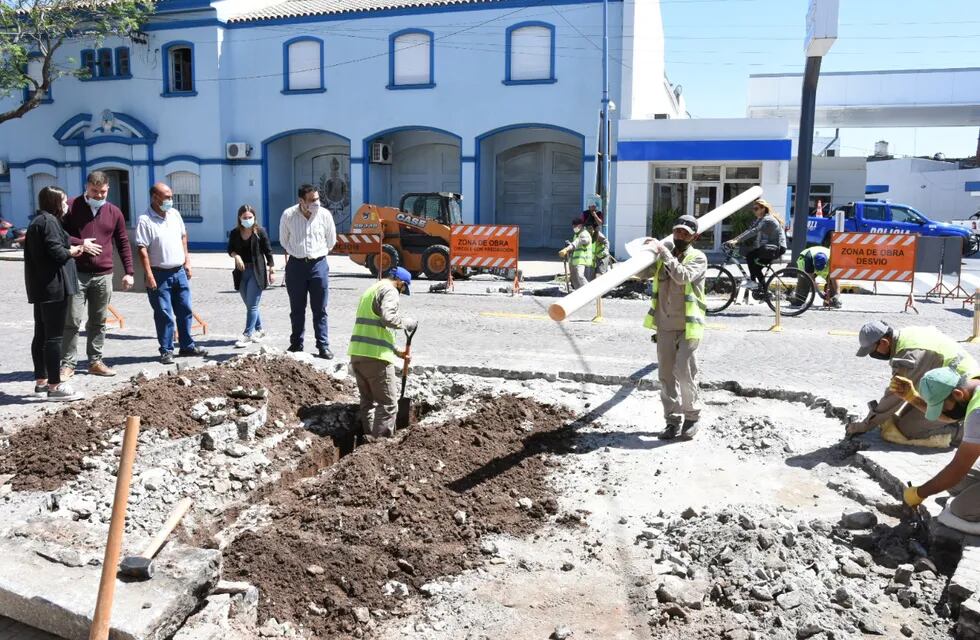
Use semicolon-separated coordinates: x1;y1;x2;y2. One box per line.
224;395;575;638
0;356;351;492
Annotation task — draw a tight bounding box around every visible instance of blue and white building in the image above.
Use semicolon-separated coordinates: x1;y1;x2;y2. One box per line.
0;0;687;250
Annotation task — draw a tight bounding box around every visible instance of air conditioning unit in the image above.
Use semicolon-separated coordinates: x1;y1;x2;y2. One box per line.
226;142;252;160
370;142;392;164
0;160;7;175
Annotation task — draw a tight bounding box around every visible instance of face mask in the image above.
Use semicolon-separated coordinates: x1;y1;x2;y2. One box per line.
62;202;70;216
241;218;255;229
869;351;890;361
945;400;968;421
305;201;320;214
160;199;173;212
86;197;106;210
673;238;691;252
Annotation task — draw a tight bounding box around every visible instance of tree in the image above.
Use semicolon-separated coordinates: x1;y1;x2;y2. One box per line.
0;0;154;124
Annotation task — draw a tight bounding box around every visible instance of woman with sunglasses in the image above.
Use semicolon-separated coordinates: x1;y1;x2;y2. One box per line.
724;198;787;292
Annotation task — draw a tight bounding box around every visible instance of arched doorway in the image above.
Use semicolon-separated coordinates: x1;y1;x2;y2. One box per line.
262;129;351;239
363;127;461;207
477;125;584;248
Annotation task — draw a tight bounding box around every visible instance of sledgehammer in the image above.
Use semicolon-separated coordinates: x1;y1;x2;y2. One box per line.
119;497;193;580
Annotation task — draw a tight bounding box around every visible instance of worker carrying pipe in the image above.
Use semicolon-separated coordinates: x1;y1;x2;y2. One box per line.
639;215;708;440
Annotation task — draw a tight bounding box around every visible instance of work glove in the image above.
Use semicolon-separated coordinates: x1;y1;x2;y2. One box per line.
845;420;871;437
889;376;919;404
403;317;418;333
903;485;923;507
558;248;569;258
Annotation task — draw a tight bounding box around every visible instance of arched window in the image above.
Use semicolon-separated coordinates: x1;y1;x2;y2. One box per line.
167;171;201;220
162;41;195;97
505;22;556;84
30;173;58;212
388;29;434;89
283;37;325;93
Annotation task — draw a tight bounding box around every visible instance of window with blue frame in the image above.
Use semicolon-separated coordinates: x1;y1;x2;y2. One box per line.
23;54;52;103
388;29;434;89
505;22;556;84
80;46;131;79
283;37;325;93
162;42;195;96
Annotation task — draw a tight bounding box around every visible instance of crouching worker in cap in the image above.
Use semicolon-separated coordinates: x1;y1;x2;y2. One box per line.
900;367;980;534
848;320;977;447
559;217;594;290
347;267;417;439
639;215;708;440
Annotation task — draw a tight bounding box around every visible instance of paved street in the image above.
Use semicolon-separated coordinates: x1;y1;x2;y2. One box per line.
3;252;980;427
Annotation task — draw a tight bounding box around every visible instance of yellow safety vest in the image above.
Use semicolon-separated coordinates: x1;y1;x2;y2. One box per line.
796;246;830;280
643;249;707;340
347;281;397;364
895;327;979;378
571;230;594;267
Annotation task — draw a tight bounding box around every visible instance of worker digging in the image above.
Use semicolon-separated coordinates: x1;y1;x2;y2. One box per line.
3;184;980;640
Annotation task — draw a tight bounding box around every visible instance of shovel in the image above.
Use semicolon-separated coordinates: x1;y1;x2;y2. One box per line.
396;323;419;430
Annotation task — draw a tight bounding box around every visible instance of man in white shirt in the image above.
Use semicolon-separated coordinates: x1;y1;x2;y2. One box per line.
280;184;337;359
134;182;208;365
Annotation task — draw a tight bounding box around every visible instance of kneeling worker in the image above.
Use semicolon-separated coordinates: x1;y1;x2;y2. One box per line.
848;321;977;447
641;215;708;440
901;368;980;534
348;267;417;439
793;245;840;308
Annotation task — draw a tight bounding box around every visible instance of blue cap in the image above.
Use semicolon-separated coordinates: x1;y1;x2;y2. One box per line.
813;252;828;270
390;266;411;295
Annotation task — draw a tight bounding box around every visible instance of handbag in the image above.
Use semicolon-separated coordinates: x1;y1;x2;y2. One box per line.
232;268;242;291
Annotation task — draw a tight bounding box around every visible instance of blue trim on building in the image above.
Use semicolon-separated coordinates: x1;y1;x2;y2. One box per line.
966;181;980;192
282;36;326;94
388;28;435;90
473;123;585;225
361;126;462;205
8;158;62;169
461;156;476;163
260;128;352;230
504;21;556;85
53;113;92;141
617;139;792;162
0;175;9;183
865;184;889;194
155;0;213;13
225;0;620;29
161;40;197;97
188;241;229;250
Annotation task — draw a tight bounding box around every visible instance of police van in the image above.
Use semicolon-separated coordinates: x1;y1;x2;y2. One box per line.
805;201;971;252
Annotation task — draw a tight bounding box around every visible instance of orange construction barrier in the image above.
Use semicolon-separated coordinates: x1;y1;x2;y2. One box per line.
331;233;383;280
829;232;918;312
104;305;125;329
449;224;521;294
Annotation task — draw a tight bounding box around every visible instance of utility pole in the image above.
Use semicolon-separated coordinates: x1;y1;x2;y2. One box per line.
600;0;610;240
791;0;838;261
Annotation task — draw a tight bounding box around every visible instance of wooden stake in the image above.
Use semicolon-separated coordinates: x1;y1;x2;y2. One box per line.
89;416;141;640
969;288;980;344
769;284;783;332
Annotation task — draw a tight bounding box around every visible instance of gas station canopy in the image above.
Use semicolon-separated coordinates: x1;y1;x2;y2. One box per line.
747;67;980;127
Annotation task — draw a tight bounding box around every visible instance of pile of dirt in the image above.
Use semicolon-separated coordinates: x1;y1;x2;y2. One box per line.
636;506;950;639
223;394;576;638
0;356;351;492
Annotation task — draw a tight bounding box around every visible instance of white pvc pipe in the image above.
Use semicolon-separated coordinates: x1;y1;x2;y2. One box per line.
548;185;764;321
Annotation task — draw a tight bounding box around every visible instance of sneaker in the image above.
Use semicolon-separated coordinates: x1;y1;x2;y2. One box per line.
788;299;805;308
160;351;175;365
47;383;83;402
743;281;759;291
178;346;209;357
680;419;700;439
659;424;680;440
234;334;252;349
252;330;266;341
60;366;75;381
33;383;48;398
88;360;117;377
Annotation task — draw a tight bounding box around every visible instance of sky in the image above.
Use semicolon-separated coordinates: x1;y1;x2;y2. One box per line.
658;0;980;159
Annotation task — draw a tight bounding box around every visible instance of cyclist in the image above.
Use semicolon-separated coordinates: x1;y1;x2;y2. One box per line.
723;198;787;294
792;245;841;308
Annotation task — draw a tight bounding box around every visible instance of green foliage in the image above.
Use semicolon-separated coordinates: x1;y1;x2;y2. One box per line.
0;0;155;123
728;209;756;237
649;207;682;239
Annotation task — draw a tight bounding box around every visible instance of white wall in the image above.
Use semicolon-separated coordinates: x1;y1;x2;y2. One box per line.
867;158;980;221
788;156;867;210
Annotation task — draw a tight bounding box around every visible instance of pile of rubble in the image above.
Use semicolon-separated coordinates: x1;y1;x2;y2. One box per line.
712;415;792;457
636;506;950;639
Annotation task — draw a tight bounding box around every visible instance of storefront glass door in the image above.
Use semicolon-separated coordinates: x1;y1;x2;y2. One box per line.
690;183;719;250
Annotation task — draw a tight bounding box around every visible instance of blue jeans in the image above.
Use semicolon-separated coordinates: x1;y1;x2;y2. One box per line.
239;266;264;336
147;266;196;354
285;257;329;350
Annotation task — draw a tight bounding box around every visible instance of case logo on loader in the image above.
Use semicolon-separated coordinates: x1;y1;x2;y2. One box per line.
396;212;428;229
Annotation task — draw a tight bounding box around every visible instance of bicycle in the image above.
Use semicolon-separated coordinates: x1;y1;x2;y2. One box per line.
704;245;815;317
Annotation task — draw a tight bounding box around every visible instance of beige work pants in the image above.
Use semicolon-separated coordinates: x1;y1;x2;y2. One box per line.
656;329;701;426
351;357;398;437
570;264;589;290
894;405;960;441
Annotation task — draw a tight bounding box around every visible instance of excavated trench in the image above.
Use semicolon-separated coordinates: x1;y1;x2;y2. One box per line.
0;356;971;639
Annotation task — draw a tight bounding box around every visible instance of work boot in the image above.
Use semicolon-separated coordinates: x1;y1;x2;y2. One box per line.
681;419;700;439
178;346;209;358
160;351;175;365
88;360;117;377
317;347;334;360
287;344;303;353
659;424;680;440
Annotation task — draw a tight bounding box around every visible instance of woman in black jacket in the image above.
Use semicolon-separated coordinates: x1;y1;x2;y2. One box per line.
24;186;83;401
227;204;275;348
